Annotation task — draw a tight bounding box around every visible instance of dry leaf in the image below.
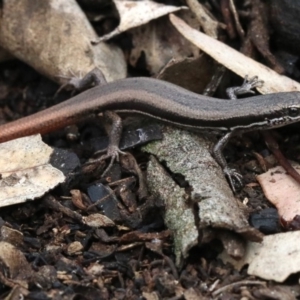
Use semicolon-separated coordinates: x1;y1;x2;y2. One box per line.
220;231;300;282
96;0;186;42
169;14;300;93
257;164;300;222
186;0;219;38
0;241;33;287
130;11;200;74
247;232;300;282
0;0;126;84
0;135;65;207
67;241;84;255
82;213;115;227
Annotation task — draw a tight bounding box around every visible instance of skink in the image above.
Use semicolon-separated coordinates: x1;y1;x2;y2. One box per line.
1;77;300;188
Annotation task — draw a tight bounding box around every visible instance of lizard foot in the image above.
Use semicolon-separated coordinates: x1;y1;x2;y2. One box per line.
85;145;127;177
226;75;264;99
240;75;264;91
223;167;243;192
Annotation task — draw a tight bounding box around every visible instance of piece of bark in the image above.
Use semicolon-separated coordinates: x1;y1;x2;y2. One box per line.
144;126;263;266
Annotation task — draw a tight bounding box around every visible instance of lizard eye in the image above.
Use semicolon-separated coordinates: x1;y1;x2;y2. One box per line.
288;107;300;117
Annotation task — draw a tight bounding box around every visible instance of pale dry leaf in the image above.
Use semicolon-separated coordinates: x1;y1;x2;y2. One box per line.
85;263;104;276
82;213;115;227
257;164;300;222
97;0;186;42
0;0;126;84
0;135;65;207
169;14;300;93
247;231;300;282
67;241;84;255
221;231;300;282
